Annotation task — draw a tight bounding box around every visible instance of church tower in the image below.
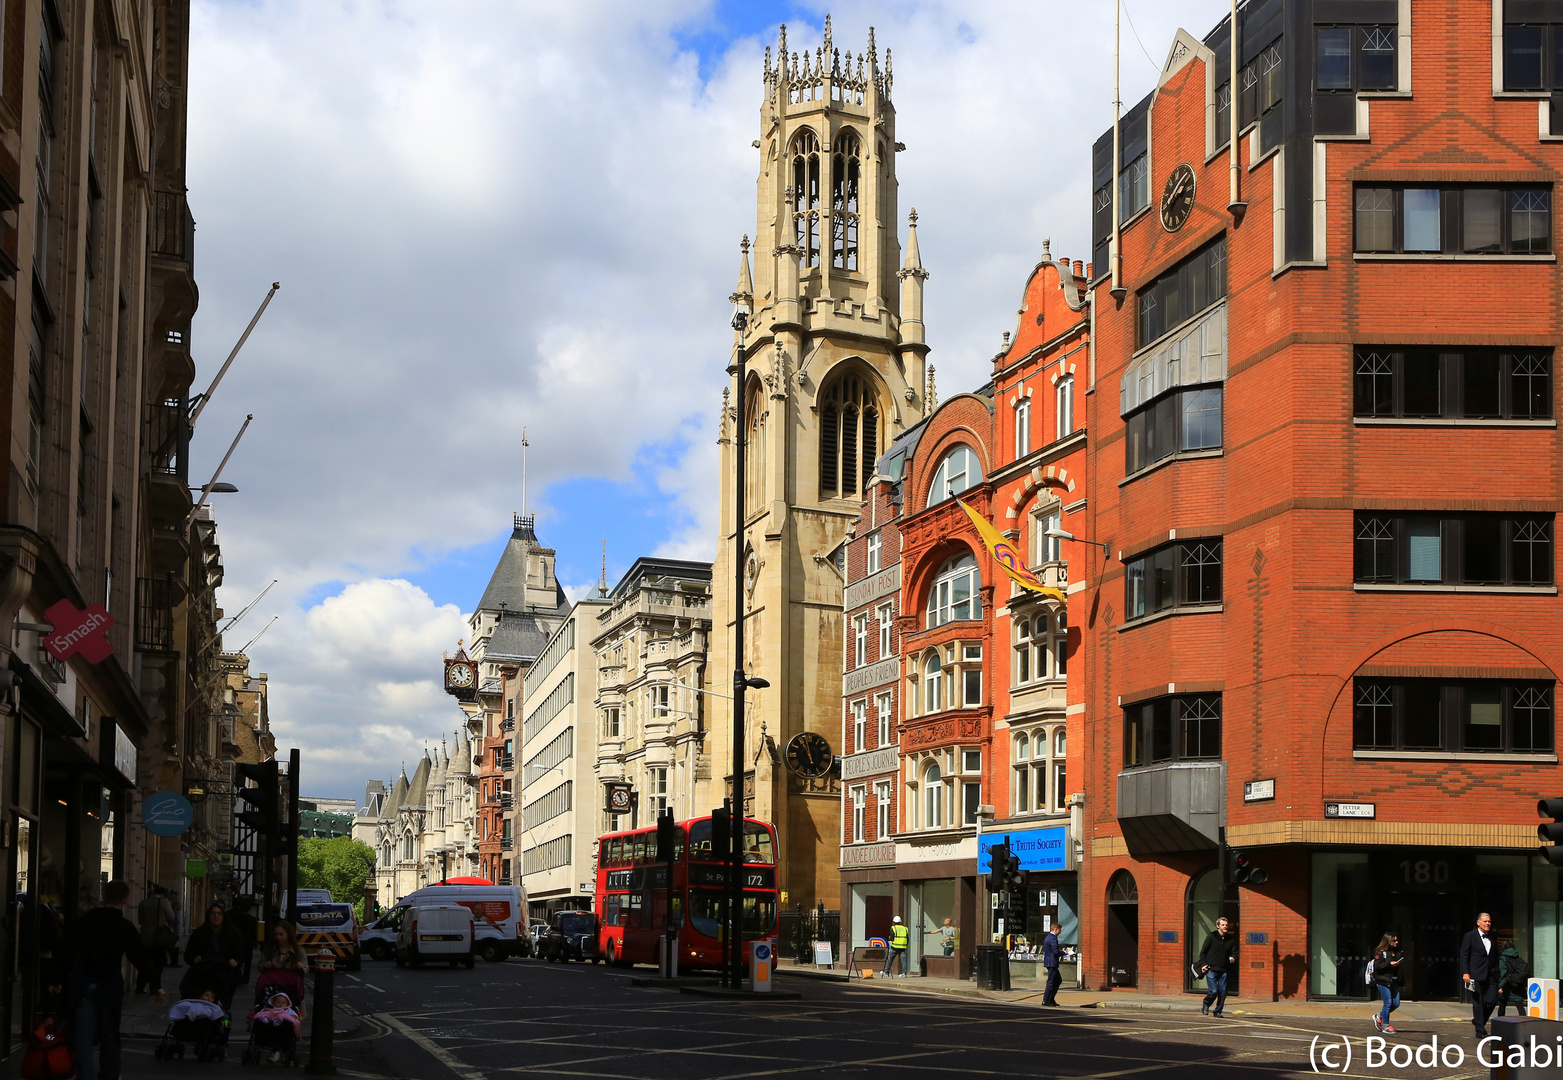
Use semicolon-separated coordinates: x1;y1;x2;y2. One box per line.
705;17;930;910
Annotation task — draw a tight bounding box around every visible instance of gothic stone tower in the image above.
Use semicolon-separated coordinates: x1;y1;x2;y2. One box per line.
705;17;930;910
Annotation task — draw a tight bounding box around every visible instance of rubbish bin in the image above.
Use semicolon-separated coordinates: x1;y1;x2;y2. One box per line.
975;944;1011;991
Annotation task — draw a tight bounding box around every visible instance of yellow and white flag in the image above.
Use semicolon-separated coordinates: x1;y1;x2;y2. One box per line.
957;499;1066;604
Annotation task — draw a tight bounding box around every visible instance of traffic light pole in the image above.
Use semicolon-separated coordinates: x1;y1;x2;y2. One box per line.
728;305;748;993
287;748;300;918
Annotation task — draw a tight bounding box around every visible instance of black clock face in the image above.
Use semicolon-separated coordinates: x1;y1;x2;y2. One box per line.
608;786;631;812
784;732;833;779
1160;163;1197;232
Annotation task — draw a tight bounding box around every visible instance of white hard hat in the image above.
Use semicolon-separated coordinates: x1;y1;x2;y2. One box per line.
892;916;902;923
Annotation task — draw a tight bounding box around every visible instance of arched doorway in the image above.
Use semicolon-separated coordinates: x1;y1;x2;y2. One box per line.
1185;869;1239;994
1107;870;1139;987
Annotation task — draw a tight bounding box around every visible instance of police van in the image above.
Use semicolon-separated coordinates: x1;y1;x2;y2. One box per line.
293;902;360;971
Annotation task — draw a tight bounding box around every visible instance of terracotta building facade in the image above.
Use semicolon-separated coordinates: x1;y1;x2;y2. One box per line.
1080;0;1563;1001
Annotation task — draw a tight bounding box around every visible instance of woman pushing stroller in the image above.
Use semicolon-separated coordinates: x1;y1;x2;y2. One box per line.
244;921;309;1065
183;903;247;1008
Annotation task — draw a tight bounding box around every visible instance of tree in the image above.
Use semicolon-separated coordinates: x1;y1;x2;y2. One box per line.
296;836;376;911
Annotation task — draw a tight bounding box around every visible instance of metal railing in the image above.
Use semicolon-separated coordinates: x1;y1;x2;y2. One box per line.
500;837;514;851
152;190;195;267
501;718;516;732
135;576;177;652
779;906;842;964
144;399;188;479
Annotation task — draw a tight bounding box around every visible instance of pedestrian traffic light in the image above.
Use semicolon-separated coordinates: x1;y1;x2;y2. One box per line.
657;808;678;862
1229;847;1268;886
1538;798;1563;866
985;843;1009;893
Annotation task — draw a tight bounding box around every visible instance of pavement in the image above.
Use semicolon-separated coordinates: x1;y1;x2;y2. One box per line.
773;957;1472;1022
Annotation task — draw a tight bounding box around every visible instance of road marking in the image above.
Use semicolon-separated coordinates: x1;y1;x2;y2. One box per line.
344;974;386;992
379;1013;486;1080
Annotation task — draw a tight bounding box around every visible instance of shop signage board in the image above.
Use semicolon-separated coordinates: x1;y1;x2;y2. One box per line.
42;599;115;663
143;791;194;837
841;842;896;868
1243;779;1274;802
1324;802;1375;819
814;941;834;968
842;656;899;697
99;720;136;786
1009;824;1071;872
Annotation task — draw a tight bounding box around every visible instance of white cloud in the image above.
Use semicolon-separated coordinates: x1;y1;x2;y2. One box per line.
187;0;1218;796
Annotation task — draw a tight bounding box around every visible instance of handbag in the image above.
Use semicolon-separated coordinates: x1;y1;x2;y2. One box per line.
20;1017;74;1079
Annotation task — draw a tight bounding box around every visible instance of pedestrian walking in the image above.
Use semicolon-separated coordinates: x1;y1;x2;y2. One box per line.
134;885;174;995
1460;911;1499;1037
60;880;165;1080
1369;932;1404;1033
1041;921;1063;1006
184;904;247;1007
1197;917;1236;1017
1496;939;1530;1018
938;918;956;957
167;897;184;967
881;916;910;978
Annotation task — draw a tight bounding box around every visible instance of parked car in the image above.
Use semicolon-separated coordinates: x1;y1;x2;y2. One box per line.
395;903;475;969
538;911;601;964
529;921;548;953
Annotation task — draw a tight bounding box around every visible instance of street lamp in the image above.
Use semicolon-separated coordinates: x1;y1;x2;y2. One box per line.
188;483;239;493
1044;525;1111;559
725;274;755;991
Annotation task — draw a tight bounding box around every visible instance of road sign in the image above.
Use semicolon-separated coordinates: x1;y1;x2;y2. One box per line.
752;941;772;993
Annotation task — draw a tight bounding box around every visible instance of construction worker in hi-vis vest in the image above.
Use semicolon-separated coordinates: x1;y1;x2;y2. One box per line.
883;916;911;978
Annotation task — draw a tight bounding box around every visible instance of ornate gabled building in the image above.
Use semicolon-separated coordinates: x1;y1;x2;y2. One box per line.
353;729;476;907
703;17;931;910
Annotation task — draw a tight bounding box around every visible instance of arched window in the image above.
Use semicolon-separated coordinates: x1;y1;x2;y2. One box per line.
1055;729;1067;756
745;385;765;509
922;649;943;714
791;131;821;268
381;841;392;867
832;132;861;271
927;445;983;507
819;374;880;499
923;762;944;827
927;552;981;628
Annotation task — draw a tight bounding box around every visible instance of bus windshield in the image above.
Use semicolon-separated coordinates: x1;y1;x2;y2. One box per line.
687;820;775;864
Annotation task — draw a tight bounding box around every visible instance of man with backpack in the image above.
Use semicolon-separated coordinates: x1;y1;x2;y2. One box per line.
1497;940;1530;1017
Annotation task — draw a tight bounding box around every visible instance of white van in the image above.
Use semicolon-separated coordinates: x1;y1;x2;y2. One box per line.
404;883;529;960
395;904;474;969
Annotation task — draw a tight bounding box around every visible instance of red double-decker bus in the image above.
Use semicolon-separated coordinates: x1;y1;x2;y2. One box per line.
595;815;778;970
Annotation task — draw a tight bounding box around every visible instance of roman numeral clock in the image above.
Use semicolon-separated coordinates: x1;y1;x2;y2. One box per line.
444;647;478;702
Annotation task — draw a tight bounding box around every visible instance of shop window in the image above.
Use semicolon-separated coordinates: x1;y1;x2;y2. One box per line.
926;552;982;627
1353;678;1554;753
1123;694;1222;769
926;445;983;508
1353;512;1553;586
1125;539;1223;621
1354;347;1552;420
1354;186;1552;255
1136;235;1227;348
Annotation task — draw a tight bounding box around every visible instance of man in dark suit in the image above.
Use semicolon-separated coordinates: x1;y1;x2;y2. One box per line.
1041;922;1063;1006
1460;912;1497;1036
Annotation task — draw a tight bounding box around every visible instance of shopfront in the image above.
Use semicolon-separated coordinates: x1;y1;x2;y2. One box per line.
995;822;1080;985
1311;848;1540;1000
840;836;978;978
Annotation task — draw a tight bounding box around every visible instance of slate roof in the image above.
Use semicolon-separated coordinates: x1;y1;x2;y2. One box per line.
607;557;713;602
477;516;569;613
484;610;559;662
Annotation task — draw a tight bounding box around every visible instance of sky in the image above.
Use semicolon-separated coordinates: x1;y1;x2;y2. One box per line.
186;0;1222;802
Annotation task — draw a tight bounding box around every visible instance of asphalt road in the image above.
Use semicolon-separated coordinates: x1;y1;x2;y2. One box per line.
113;956;1504;1079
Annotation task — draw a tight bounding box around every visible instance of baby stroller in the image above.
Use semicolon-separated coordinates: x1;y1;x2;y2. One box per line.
154;1002;231;1062
180;959;239;1009
243;969;305;1067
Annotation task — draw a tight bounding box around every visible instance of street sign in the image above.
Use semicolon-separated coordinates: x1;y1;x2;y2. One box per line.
1243;780;1275;802
752;941;772;993
1324;802;1375;819
143;791;194;836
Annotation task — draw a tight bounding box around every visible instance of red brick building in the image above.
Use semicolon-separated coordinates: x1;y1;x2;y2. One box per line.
1081;0;1563;1001
836;249;1092;979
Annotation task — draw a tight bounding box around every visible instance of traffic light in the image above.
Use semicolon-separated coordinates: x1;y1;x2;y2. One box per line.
1229;847;1268;886
1538;798;1563;866
711;803;731;860
235;760;280;839
985;843;1009;893
656;808;678;862
1004;851;1025;892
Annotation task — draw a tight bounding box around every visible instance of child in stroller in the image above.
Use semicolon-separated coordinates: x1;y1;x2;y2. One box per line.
246;991;301;1065
244;970;305;1065
155;988;230;1062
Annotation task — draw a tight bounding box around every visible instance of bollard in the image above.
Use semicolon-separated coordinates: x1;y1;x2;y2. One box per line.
305;951;337;1075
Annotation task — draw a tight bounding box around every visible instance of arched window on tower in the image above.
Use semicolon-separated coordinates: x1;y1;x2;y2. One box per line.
745;384;766;510
792;131;821;268
832;132;861;271
819;373;880;500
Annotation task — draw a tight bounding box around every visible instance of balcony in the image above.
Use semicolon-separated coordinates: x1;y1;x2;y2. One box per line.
500;837;514;851
152;190;195;266
1116;760;1225;855
500;794;514;810
135;576;178;653
501;717;515;732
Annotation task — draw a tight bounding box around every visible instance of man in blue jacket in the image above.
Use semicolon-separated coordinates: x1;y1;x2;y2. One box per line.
1460;912;1498;1037
1041;921;1063;1006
